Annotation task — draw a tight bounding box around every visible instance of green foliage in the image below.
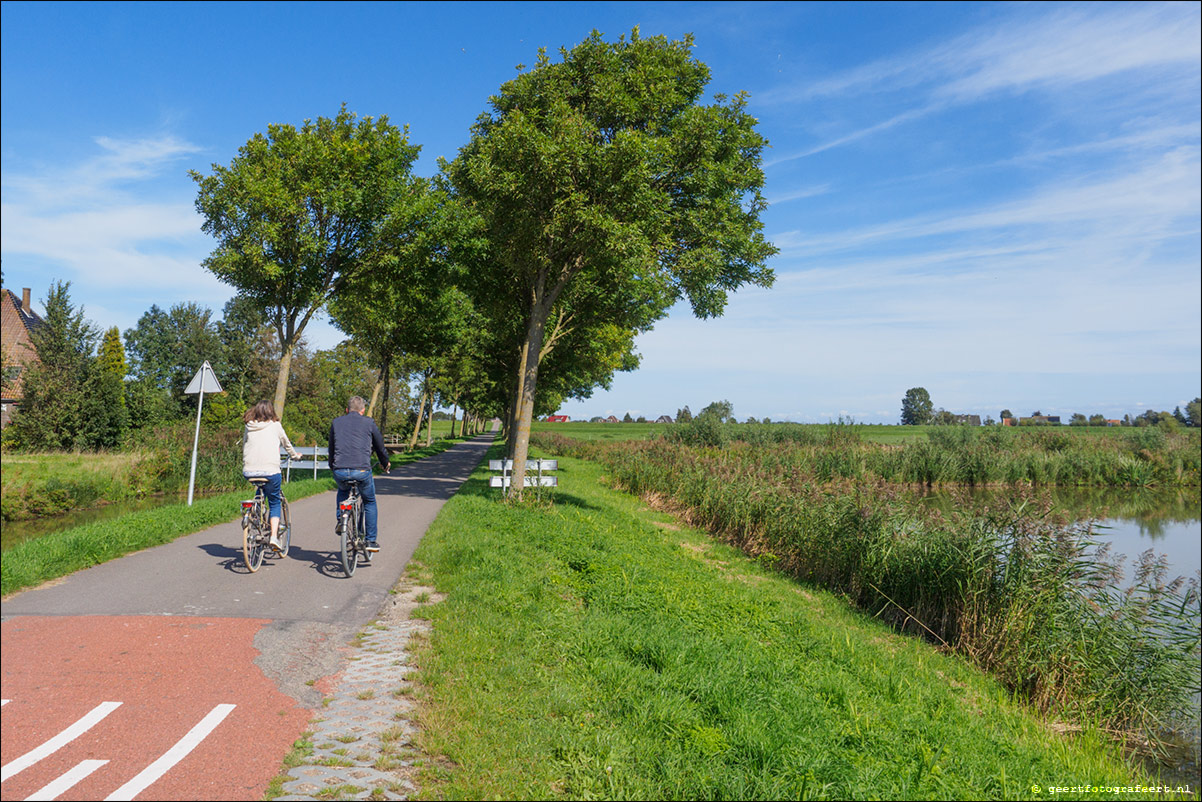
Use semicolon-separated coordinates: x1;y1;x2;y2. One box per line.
8;281;128;450
123;302;222;407
901;387;933;425
449;28;777;477
191;104;421;413
697;399;734;423
97;326;126;378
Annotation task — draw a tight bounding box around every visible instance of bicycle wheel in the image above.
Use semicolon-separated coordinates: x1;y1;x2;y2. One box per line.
339;510;358;577
276;497;291;558
243;504;266;572
356;499;370;562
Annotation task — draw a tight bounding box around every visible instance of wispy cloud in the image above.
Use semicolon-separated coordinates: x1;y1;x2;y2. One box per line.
765;183;831;205
760;4;1200;164
774;148;1201;258
1;134;217;292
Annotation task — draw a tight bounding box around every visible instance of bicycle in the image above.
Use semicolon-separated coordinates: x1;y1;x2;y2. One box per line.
337;478;371;577
241;478;291;572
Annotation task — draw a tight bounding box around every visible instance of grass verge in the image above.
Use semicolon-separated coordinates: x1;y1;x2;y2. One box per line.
0;440;459;597
408;446;1178;800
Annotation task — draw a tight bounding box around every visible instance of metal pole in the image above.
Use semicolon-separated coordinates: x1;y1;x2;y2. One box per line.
187;388;205;506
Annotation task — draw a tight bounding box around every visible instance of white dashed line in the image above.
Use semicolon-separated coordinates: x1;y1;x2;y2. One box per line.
24;759;109;801
1;701;122;782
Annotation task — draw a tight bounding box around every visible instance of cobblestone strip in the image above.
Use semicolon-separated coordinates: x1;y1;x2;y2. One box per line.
275;582;440;801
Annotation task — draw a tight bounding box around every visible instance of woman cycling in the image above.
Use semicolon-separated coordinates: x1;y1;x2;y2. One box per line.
242;400;300;552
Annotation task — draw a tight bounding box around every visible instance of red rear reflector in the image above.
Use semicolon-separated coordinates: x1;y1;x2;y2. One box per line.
339;502;353;510
242;501;254;509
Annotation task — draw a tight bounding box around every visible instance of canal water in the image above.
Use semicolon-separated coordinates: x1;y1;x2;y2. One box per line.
912;485;1200;784
912;486;1201;583
0;491;219;552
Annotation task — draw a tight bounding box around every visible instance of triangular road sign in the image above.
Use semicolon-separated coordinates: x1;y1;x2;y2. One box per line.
184;361;224;394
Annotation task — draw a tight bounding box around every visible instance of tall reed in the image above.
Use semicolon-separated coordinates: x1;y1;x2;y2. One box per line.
660;422;1201;487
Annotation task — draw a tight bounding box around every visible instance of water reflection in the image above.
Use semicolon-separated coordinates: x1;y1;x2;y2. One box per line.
907;486;1201;581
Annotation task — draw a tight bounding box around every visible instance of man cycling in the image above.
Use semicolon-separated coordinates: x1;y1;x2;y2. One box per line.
328;396;391;553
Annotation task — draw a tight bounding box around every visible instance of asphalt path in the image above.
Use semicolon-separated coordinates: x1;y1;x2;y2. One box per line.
1;433;496;801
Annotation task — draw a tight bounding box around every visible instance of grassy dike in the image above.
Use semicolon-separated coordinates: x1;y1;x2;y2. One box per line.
1;440;460;597
407;447;1175;800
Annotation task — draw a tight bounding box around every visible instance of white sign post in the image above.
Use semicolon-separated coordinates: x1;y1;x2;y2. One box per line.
184;361;224;506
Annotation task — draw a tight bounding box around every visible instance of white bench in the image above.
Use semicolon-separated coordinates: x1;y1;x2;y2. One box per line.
488;458;558;488
281;446;330;481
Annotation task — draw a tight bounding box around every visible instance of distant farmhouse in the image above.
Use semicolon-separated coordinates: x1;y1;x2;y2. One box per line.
655;415;674;423
951;414;981;426
604;415;620;423
1;288;43;428
545;414;569;423
1020;414;1061;425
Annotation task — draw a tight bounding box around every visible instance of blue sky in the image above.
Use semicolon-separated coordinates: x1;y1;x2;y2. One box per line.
2;1;1198;423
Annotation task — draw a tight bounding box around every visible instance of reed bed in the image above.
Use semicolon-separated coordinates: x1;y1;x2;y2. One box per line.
663;422;1200;487
531;430;1201;748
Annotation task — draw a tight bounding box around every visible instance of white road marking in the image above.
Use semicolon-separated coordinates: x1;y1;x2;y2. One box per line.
103;703;235;801
24;759;109;801
1;701;122;782
1;699;9;706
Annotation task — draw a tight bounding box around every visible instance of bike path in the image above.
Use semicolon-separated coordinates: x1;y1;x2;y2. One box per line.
1;434;495;801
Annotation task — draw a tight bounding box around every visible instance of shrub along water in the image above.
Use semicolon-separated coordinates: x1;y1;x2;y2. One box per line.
531;431;1201;749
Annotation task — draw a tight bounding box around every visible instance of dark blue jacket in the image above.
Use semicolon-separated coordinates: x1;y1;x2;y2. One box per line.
328;413;389;470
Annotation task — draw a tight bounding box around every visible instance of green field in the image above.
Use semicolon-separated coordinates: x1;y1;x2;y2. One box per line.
407;444;1172;800
532;420;1145;445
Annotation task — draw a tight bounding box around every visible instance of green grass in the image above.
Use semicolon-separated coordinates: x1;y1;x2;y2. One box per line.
408;445;1172;800
1;450;148;521
1;439;460;597
536;433;1200;742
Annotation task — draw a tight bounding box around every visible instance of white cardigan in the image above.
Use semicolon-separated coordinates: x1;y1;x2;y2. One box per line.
242;420;300;475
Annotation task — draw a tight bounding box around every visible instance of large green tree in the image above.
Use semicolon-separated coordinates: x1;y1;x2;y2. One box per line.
124;302;223;404
901;387;933;425
191;105;421;416
448;29;776;493
10;282;100;449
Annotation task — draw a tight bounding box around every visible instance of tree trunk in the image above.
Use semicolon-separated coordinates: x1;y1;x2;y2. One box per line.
408;376;428;451
273;339;295;417
506;339;531;460
508;307;549;499
367;363;386;418
450;403;458;438
425;387;435;446
378;359;392;433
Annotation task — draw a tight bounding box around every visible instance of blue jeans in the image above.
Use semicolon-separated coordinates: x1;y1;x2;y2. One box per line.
333;468;378;543
244;472;283;519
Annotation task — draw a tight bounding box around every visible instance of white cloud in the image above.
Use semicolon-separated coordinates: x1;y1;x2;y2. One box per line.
759;4;1201;164
1;133;215;291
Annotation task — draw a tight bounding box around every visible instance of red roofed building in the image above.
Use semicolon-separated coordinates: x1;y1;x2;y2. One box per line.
545;414;569;422
1;288;44;427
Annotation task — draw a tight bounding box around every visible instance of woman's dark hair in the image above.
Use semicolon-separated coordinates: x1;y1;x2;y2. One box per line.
244;400;279;423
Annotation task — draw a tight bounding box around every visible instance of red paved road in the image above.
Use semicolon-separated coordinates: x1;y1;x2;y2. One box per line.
1;616;310;801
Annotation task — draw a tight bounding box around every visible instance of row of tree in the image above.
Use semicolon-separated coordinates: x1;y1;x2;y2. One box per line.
902;388;1200;428
185;29;777;495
